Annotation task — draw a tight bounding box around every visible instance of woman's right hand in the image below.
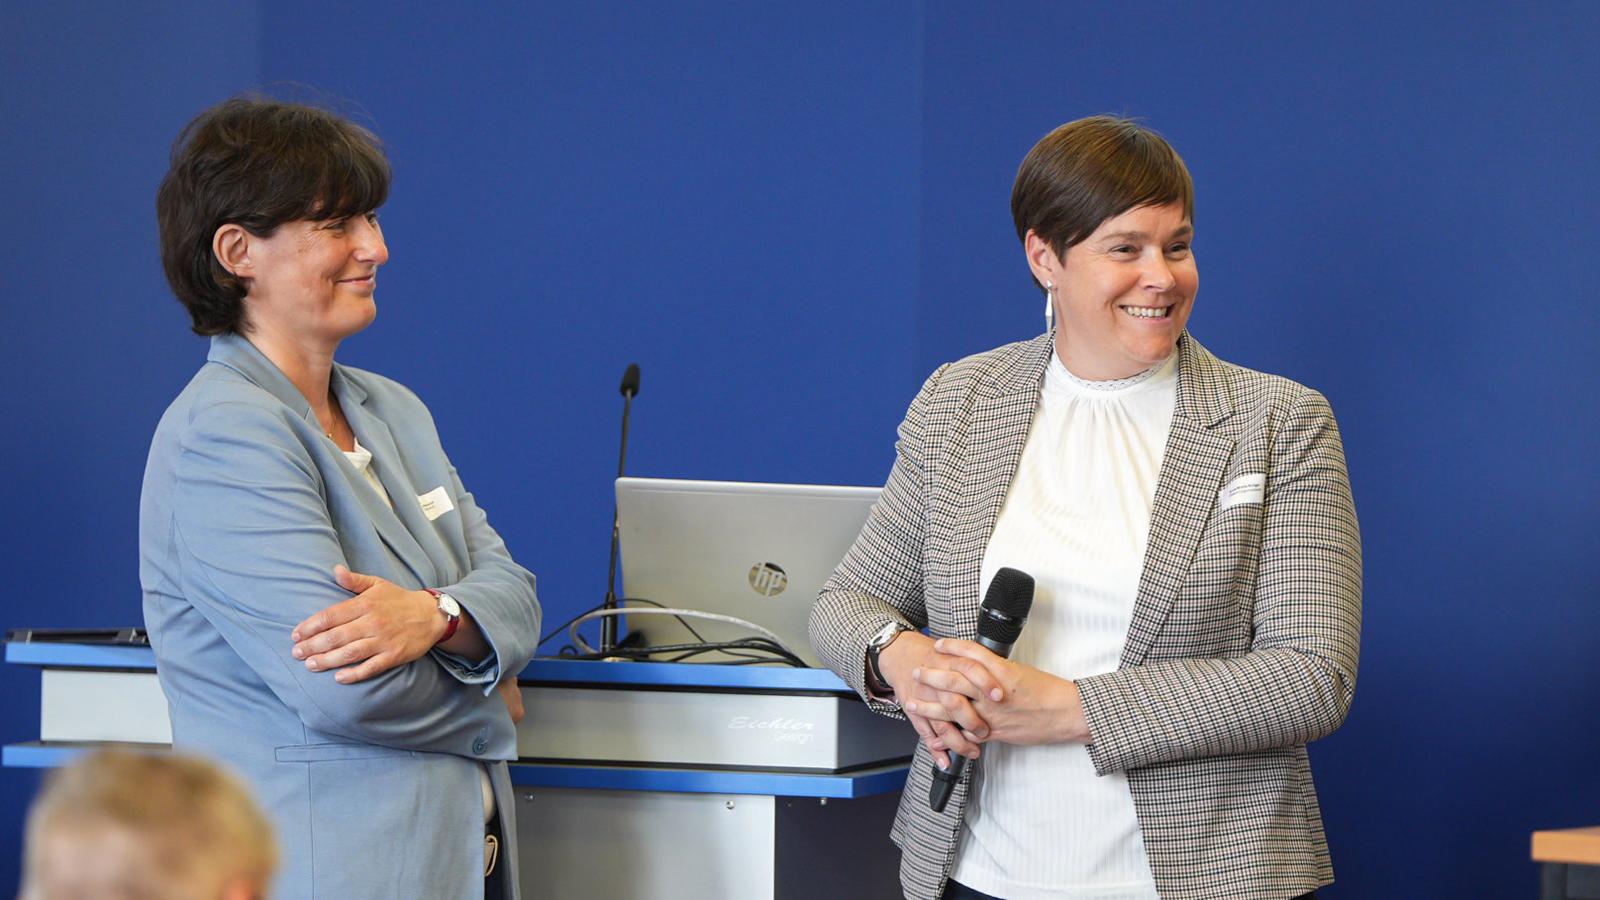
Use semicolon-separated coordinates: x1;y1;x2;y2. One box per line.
877;632;992;771
291;566;445;683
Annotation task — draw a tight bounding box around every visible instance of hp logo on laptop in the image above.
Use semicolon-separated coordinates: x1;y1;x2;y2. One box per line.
748;562;788;597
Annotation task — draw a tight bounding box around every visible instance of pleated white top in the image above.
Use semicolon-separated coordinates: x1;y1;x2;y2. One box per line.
949;347;1176;900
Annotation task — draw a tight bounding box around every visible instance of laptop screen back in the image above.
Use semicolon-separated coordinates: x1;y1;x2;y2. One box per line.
615;477;879;667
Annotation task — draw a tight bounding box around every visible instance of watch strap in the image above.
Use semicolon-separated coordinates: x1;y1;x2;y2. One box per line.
866;621;908;690
423;588;460;643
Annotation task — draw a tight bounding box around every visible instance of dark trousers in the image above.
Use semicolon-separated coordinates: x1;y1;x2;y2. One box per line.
942;880;1316;900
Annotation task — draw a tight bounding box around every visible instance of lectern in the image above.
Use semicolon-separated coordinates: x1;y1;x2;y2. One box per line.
6;639;911;899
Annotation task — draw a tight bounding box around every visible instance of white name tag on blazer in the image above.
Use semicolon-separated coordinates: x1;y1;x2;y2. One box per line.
418;486;455;521
1218;473;1267;509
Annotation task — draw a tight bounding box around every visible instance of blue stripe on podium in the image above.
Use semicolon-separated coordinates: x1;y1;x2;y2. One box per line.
5;742;909;799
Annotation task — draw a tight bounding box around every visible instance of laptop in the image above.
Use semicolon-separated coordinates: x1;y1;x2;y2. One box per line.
615;477;880;667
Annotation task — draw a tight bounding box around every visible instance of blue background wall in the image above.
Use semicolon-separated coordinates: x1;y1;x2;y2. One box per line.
3;2;1595;895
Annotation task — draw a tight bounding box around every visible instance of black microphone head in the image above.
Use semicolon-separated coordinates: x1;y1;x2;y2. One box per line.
976;567;1034;647
619;363;641;397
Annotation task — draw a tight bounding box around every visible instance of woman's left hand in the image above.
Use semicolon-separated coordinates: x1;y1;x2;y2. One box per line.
909;638;1092;746
291;565;444;684
496;677;526;723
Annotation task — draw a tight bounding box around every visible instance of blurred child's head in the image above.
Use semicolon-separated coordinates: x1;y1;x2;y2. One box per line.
22;749;277;900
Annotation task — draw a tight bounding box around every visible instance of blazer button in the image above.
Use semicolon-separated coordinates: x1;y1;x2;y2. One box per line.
472;736;488;756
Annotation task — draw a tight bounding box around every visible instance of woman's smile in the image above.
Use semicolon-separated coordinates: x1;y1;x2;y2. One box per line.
1032;201;1197;380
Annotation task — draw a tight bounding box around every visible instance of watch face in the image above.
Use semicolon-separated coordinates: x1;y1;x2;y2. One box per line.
438;594;462;618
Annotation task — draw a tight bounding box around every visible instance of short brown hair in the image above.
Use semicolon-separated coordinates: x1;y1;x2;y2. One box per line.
22;749;278;900
156;96;391;335
1011;116;1194;289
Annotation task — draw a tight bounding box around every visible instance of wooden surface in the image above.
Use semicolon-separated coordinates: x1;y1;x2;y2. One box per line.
1533;827;1600;865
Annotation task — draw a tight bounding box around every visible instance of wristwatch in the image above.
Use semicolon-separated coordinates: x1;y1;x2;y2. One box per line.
423;588;461;643
865;620;912;691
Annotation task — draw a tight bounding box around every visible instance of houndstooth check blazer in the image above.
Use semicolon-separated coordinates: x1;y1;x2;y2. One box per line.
809;330;1361;900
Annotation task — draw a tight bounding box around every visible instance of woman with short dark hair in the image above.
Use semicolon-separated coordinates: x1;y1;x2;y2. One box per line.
810;116;1360;900
157;98;393;336
141;96;540;900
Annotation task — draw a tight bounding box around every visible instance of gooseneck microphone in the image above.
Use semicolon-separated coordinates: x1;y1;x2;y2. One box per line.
600;363;641;653
928;566;1034;813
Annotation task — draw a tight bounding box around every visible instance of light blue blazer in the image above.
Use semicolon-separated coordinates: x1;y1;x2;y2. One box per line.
140;334;540;900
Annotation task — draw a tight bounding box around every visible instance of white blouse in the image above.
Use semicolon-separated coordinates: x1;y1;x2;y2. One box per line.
950;348;1177;900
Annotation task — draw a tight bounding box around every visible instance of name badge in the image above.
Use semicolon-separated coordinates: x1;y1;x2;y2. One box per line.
1218;473;1266;509
418;486;455;521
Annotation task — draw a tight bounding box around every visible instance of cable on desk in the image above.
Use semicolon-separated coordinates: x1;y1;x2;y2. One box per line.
562;608;809;668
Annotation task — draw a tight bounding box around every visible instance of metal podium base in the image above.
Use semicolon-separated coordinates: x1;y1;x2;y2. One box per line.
516;787;901;899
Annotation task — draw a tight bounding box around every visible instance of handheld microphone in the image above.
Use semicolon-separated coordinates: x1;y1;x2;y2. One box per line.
928;566;1034;813
601;363;641;653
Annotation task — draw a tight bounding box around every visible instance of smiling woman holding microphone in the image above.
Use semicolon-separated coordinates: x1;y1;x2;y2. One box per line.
810;116;1361;900
140;97;539;899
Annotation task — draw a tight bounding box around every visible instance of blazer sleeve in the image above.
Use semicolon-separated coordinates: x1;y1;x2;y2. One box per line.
809;365;948;716
170;399;514;757
429;460;541;691
1076;388;1362;775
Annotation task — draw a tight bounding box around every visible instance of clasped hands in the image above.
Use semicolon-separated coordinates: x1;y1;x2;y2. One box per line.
289;565;523;722
879;633;1091;771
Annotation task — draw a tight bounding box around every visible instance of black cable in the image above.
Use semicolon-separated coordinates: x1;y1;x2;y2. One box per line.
659;641;806;666
686;638;805;667
536;603;807;667
657;637;803;664
535;596;710;651
623;597;711;643
538;609;599;649
664;645;803;666
563;637;807;668
668;643;806;666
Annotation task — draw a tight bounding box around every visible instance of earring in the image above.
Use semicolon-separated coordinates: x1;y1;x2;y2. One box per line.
1044;282;1055;332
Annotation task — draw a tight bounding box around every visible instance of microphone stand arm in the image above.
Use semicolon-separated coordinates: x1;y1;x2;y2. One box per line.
601;391;634;653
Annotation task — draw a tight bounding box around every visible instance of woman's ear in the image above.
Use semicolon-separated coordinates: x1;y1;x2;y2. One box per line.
212;223;252;280
1023;229;1063;286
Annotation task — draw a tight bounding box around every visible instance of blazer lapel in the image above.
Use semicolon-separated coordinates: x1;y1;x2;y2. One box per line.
207;336;442;588
1120;333;1237;667
948;334;1053;637
330;369;439;589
